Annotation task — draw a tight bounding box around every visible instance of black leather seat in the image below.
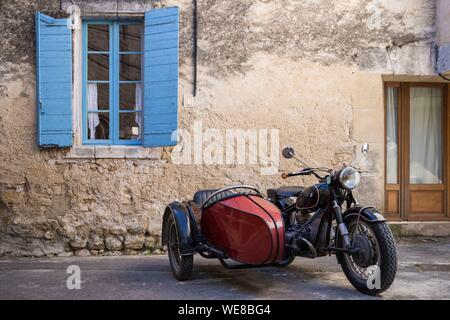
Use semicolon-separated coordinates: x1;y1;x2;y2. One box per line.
193;187;259;208
193;189;235;207
193;189;218;206
267;186;304;200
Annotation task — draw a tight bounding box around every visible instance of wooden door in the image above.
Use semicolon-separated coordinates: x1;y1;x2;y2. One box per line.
385;83;450;221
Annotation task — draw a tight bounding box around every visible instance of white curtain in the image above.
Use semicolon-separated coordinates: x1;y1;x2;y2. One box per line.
410;87;443;184
135;83;143;138
386;87;398;184
87;83;100;139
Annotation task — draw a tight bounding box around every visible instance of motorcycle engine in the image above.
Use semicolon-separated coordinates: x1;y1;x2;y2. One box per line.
285;221;314;256
296;211;312;224
282;201;319;257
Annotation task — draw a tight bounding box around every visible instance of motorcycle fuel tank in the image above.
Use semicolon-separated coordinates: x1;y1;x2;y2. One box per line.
201;195;285;265
296;183;330;213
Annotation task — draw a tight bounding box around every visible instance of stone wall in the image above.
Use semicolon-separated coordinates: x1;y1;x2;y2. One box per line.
0;0;442;257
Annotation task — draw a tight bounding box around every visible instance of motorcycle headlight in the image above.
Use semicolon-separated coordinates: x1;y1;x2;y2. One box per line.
338;167;360;190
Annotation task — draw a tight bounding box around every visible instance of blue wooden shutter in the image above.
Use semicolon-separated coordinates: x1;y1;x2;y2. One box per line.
143;7;179;147
36;12;73;147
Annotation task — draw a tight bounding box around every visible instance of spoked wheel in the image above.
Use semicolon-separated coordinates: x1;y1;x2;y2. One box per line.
337;218;397;295
167;216;193;281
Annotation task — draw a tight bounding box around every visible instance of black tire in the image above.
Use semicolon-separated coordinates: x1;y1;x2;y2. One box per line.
276;249;296;267
337;219;397;295
167;215;193;281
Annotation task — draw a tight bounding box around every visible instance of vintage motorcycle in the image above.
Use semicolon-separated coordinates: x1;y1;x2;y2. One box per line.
162;144;397;295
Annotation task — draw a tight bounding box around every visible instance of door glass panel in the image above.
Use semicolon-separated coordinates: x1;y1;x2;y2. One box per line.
410;87;443;184
386;87;398;184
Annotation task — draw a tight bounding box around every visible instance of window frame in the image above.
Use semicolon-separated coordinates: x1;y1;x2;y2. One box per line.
82;19;144;146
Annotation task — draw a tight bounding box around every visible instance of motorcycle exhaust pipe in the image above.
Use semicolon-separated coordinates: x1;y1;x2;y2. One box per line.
296;237;317;258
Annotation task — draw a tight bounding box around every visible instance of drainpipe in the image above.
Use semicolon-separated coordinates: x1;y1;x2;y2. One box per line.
193;0;198;96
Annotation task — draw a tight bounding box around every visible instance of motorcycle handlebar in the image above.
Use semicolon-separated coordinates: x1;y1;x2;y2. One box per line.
282;165;367;180
281;172;292;179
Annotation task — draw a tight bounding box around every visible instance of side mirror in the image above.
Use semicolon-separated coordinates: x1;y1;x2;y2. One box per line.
361;143;370;154
282;147;295;159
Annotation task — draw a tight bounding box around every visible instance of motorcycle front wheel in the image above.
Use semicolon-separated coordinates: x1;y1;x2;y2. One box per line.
337;218;397;295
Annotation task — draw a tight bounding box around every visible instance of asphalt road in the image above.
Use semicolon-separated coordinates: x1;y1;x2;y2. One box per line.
0;238;449;300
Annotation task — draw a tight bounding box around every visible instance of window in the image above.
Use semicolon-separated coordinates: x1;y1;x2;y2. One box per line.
36;8;179;149
83;21;144;145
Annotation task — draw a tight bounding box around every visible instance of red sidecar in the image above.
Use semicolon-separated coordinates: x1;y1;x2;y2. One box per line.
202;193;285;265
162;186;285;280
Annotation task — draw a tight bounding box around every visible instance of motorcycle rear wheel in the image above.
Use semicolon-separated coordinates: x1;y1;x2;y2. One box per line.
337;219;397;295
167;215;193;281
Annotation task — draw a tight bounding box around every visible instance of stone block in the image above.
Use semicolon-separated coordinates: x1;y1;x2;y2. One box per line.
105;236;123;251
44;230;55;240
0;190;24;205
109;225;127;236
75;249;91;257
57;251;74;257
70;236;87;250
124;234;145;250
145;235;160;249
94;147;126;159
125;216;148;235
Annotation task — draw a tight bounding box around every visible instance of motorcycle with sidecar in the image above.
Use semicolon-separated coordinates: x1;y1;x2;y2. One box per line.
162;144;397;295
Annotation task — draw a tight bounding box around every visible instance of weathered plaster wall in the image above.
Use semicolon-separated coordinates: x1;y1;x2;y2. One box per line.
0;0;441;256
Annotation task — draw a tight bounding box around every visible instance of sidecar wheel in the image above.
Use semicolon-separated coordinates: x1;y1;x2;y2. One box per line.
276;249;296;267
167;216;193;281
337;219;397;296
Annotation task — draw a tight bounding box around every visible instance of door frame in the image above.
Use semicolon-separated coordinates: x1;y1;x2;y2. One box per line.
384;82;450;221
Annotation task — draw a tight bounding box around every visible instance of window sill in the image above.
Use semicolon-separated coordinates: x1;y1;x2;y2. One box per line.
64;146;163;160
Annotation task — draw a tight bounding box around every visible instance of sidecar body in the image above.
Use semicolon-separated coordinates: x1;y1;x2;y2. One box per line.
201;192;285;265
162;186;285;269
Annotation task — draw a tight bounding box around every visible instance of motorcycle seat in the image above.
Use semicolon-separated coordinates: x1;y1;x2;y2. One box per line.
193;189;217;206
193;189;233;207
267;186;304;200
